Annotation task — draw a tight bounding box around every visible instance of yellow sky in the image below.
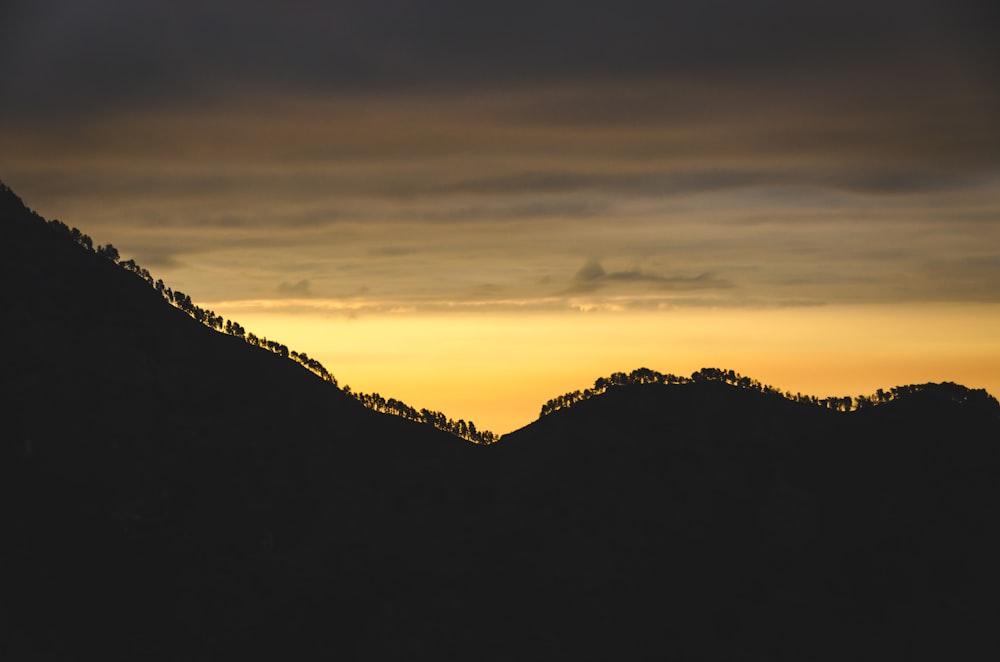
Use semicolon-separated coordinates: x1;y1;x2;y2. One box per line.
4;86;997;437
210;303;1000;434
3;2;998;436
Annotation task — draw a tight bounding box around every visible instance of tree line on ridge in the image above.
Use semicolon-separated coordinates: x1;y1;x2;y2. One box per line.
3;181;498;444
7;180;994;445
539;366;998;418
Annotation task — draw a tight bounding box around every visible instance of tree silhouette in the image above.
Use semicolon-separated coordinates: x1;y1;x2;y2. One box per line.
6;193;500;444
538;366;998;420
96;243;120;262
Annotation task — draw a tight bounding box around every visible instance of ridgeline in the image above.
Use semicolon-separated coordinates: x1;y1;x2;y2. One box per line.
3;180;999;660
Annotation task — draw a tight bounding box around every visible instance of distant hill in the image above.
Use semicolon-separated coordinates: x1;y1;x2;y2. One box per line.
490;379;1000;658
3;180;999;660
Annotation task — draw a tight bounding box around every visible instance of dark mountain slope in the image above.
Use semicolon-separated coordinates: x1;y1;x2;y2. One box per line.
486;381;1000;659
3;180;1000;660
1;184;490;659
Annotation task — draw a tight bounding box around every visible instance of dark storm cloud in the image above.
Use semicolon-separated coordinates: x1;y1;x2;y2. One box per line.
2;1;996;119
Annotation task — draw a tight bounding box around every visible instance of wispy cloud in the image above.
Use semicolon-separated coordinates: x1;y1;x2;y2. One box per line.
276;279;313;297
565;259;732;295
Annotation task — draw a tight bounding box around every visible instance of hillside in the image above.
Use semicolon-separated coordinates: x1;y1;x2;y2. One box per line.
1;182;489;659
487;380;1000;658
3;180;1000;660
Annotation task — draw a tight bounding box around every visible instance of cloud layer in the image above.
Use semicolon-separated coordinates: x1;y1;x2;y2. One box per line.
1;1;998;315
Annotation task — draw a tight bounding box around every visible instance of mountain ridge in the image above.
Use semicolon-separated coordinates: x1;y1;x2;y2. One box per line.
5;178;995;442
4;179;1000;659
1;179;501;443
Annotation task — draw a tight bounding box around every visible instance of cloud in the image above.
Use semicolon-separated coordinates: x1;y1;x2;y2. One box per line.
434;162;1000;201
369;246;413;257
567;259;733;295
276;279;313;297
414;197;611;222
128;245;185;270
607;271;733;290
825;169;991;196
3;1;995;122
575;259;606;282
2;1;998;316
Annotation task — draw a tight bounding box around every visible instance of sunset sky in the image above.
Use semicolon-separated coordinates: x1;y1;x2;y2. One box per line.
3;1;998;433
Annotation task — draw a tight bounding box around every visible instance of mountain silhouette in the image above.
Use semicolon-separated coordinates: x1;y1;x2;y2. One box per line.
3;180;999;660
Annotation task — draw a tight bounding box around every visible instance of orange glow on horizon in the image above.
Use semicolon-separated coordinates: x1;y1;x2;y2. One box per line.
208;302;1000;435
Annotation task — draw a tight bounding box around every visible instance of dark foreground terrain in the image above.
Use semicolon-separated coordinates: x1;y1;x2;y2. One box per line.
3;182;999;660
